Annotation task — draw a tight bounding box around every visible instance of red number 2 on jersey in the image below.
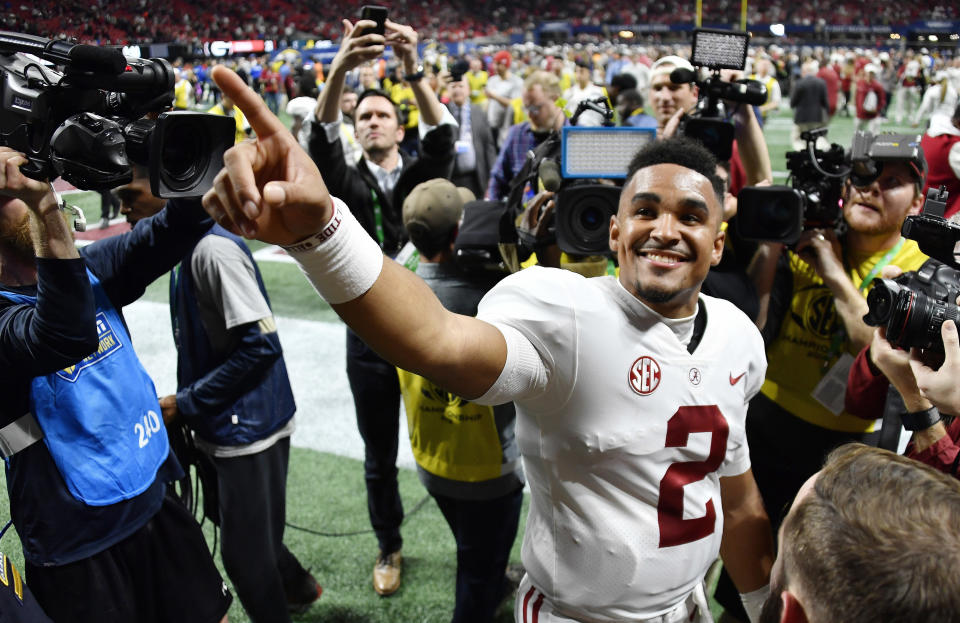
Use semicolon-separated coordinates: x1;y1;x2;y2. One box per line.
657;405;729;548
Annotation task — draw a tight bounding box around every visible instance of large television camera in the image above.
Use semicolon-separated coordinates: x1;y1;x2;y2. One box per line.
670;29;767;162
737;130;925;245
0;32;234;198
504;99;655;257
863;187;960;352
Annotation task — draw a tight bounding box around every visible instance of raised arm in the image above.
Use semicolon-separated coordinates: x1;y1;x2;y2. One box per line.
203;65;507;398
385;20;446;126
315;19;385;124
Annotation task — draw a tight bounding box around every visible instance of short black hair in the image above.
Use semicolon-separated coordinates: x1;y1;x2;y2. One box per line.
356;88;402;122
610;73;638;91
618;88;644;110
626;137;725;205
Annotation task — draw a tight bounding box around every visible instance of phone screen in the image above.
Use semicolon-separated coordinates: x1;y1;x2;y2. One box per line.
359;5;387;37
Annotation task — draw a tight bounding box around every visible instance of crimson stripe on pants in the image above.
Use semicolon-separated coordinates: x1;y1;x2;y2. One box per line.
532;593;545;623
521;586;536;623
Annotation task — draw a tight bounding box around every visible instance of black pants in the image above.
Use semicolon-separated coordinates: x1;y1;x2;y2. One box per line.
213;436;311;623
99;191;119;219
434;488;523;623
346;328;404;555
26;495;232;623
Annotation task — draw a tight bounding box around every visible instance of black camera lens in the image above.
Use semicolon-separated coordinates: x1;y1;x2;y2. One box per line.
578;204;606;232
864;279;900;328
883;288;960;351
160;118;205;190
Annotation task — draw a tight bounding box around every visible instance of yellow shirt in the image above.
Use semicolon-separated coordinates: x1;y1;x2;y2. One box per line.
387;83;418;129
174;79;191;110
762;238;927;432
467;70;488;105
207;103;249;144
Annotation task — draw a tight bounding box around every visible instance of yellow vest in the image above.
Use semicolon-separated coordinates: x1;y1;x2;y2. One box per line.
467;70;488;105
174;79;191;110
207;103;248;144
397;370;507;481
762;238;927;432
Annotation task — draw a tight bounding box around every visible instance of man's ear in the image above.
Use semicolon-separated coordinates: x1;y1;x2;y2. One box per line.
908;186;925;217
781;591;810;623
609;214;620;253
711;228;725;266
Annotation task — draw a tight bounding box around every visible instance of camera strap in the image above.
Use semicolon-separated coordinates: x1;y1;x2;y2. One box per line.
855;237;905;294
369;188;385;245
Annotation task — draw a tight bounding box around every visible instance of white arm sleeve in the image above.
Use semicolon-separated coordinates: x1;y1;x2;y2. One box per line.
473;324;548;406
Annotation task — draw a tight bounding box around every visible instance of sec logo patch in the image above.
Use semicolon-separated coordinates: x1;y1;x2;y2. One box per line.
629;356;661;395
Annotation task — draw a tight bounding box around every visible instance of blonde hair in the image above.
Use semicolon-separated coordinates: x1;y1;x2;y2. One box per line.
523;70;562;100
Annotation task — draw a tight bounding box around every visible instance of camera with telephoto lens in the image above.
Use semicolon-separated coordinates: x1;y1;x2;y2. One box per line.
0;31;235;198
670;29;767;162
863;186;960;352
737;130;925;245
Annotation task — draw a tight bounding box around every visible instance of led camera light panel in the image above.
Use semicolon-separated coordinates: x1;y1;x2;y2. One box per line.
561;127;656;179
691;28;750;71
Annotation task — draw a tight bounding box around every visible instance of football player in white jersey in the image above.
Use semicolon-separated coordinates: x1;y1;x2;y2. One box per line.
201;64;774;623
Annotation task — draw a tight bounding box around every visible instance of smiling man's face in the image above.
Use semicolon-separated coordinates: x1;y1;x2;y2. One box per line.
842;161;922;237
609;163;724;318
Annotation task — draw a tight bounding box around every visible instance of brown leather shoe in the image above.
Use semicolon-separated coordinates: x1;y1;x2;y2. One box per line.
373;550;402;596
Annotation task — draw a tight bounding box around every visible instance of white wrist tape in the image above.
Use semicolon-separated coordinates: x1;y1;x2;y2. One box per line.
283;196;384;304
740;584;770;623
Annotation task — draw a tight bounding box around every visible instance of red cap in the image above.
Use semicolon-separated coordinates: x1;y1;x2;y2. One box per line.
493;50;511;68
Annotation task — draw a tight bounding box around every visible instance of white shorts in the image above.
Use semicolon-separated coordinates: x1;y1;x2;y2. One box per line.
514;574;712;623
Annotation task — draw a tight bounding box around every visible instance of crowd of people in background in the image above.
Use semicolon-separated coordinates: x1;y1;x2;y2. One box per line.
1;0;958;46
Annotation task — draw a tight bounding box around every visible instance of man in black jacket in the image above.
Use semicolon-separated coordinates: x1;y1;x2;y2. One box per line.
308;15;456;596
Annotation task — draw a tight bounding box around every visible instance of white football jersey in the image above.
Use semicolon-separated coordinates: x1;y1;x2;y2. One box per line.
477;267;767;621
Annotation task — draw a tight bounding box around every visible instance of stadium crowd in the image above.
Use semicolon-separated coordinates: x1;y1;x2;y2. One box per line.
2;0;957;45
3;6;960;623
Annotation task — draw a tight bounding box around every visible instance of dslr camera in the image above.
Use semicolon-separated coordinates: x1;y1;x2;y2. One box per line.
0;31;234;197
670;29;767;161
864;186;960;352
737;130;925;245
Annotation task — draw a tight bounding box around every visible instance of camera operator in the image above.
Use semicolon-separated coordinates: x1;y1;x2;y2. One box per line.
758;443;960;623
0;148;231;623
648;56;699;137
398;178;524;623
746;145;929;532
309;15;457;596
486;71;568;202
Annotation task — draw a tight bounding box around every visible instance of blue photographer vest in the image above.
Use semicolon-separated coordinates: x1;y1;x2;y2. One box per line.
0;269;168;506
171;225;295;445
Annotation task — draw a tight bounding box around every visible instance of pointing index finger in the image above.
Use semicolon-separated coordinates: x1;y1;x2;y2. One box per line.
211;65;287;139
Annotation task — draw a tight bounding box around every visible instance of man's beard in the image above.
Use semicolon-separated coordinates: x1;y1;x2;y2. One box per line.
634;283;679;305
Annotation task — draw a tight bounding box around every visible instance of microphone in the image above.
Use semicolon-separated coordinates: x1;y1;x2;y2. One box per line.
68;45;128;74
669;67;697;85
538;159;562;193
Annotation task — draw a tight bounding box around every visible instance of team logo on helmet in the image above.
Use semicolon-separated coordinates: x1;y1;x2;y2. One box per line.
629;356;661;395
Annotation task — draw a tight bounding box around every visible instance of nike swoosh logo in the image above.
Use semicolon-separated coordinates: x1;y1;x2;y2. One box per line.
729;372;746;386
